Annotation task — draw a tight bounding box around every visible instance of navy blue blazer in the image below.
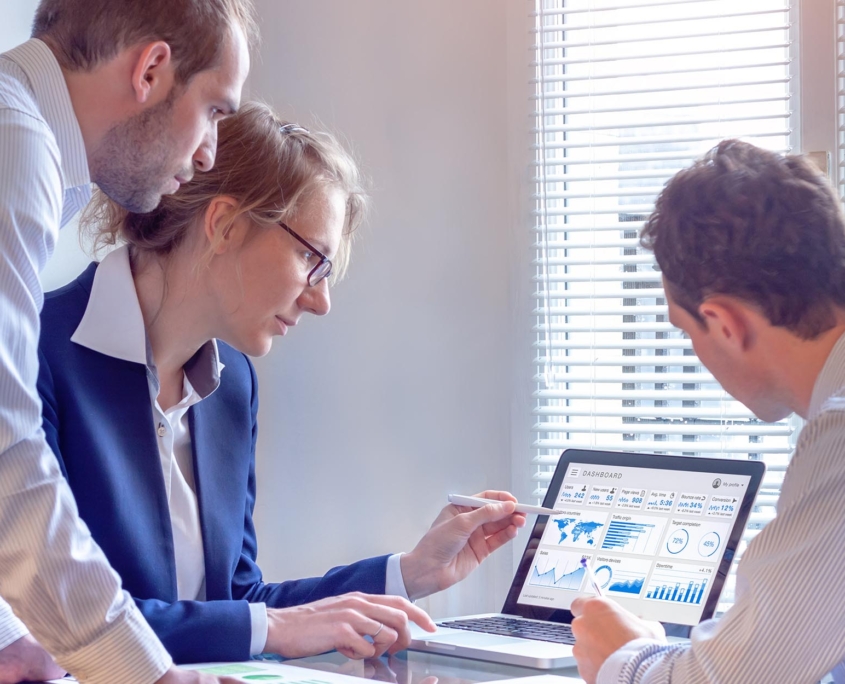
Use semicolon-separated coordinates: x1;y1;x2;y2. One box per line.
37;262;389;664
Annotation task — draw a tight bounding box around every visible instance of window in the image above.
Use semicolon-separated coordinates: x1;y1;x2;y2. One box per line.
530;0;800;609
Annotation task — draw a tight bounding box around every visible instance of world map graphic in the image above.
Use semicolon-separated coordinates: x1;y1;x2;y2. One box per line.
553;517;604;546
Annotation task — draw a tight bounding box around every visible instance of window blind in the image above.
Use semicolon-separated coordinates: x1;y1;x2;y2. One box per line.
531;0;795;610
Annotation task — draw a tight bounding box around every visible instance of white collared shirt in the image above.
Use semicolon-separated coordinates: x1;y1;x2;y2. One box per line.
0;39;171;683
72;245;269;654
600;333;845;683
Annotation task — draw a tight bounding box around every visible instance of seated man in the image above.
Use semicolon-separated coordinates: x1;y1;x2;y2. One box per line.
569;140;845;683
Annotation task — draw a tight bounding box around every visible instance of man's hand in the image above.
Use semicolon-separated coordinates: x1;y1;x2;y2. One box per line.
264;593;436;660
0;635;64;684
399;490;527;600
155;667;243;684
570;597;666;684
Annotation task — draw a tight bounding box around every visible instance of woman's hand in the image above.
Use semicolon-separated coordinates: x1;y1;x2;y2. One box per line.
400;490;527;600
264;593;436;659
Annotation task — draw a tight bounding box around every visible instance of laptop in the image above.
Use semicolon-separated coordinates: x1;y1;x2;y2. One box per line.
409;448;765;669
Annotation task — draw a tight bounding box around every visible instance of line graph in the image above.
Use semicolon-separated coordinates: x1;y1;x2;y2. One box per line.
528;549;587;591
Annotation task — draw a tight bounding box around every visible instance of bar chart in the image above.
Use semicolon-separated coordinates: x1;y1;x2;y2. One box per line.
600;514;665;555
645;565;711;605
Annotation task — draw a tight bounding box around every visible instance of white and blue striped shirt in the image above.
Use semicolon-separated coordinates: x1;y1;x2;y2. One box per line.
599;331;845;684
0;39;171;683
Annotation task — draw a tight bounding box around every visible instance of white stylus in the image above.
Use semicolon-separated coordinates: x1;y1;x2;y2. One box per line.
448;494;564;516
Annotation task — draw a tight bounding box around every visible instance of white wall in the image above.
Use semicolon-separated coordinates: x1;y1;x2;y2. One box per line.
246;0;533;617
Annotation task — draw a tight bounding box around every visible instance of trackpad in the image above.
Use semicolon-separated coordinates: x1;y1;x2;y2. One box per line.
428;632;520;648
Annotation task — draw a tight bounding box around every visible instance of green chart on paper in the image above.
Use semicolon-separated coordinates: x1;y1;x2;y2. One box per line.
196;663;333;684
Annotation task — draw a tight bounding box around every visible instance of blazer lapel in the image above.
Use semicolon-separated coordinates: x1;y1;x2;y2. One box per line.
190;396;250;600
85;357;179;599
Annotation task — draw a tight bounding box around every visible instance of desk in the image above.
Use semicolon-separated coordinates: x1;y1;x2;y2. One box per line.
282;650;584;684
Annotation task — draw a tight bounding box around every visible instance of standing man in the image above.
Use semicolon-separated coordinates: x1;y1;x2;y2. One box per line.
570;140;845;683
0;1;254;682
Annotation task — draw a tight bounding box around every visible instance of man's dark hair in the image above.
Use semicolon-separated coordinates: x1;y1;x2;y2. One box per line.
641;139;845;339
32;0;258;84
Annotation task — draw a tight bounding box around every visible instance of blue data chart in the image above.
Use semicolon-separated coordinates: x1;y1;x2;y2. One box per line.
645;566;710;606
528;551;586;591
587;556;652;597
698;531;721;558
660;520;729;562
609;576;645;595
666;528;690;555
545;514;606;548
601;514;664;555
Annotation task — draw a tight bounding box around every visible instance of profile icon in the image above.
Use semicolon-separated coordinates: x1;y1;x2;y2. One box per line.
712;478;722;489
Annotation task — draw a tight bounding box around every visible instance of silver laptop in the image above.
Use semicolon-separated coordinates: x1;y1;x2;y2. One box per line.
409;448;765;669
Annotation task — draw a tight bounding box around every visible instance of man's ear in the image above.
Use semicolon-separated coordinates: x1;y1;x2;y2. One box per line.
203;197;245;255
130;41;174;104
698;296;754;352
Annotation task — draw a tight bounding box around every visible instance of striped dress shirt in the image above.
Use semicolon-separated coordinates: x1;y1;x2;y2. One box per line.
598;331;845;684
0;39;171;683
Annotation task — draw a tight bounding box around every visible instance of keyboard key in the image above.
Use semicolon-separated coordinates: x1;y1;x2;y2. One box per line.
437;617;575;645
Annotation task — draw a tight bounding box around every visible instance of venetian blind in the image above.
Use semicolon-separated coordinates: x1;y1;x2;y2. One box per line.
531;0;796;609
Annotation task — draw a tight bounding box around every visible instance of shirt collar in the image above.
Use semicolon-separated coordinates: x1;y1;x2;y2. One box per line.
808;330;845;420
3;39;90;193
72;246;224;398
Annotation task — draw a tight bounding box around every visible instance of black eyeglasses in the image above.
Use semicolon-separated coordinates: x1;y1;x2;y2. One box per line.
278;222;332;286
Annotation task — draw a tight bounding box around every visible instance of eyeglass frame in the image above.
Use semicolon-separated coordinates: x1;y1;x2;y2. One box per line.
277;221;332;286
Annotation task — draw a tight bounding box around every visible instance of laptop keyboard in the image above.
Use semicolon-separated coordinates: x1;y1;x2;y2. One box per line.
437;616;575;644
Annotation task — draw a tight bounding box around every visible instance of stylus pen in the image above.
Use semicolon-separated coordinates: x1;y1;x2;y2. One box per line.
448;494;564;516
580;557;605;597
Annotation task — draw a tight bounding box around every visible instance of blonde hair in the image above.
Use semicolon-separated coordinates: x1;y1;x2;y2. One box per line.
82;101;367;279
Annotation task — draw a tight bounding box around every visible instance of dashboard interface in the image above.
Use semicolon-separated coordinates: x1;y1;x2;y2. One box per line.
515;461;752;625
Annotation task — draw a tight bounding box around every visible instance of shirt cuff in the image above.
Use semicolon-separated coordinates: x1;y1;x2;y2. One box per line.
57;601;172;684
0;598;28;650
597;638;669;684
385;554;411;600
248;603;268;655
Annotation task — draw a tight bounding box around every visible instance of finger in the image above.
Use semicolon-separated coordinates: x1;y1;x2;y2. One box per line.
335;624;378;660
570;596;586;617
371;623;400;658
351;594;437;631
462;501;517;531
332;593;436;634
472;490;518;503
477;523;520;555
480;513;526;538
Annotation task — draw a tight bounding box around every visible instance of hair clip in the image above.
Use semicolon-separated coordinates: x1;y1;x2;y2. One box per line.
279;123;309;134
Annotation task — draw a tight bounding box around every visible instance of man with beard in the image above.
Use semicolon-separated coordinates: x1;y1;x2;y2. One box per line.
570;140;845;684
0;1;253;682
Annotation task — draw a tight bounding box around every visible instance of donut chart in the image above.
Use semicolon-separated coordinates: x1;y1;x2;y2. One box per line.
666;528;689;554
593;564;613;589
698;531;721;557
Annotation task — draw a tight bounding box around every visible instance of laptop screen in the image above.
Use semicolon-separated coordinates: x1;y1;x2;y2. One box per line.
503;449;764;633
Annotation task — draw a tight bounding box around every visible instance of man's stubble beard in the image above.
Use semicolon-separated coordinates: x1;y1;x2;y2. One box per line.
90;89;180;214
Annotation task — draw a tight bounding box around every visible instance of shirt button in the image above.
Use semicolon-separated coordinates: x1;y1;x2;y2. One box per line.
157;423;166;437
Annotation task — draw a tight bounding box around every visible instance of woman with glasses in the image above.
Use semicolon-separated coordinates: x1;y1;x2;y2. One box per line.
36;103;525;665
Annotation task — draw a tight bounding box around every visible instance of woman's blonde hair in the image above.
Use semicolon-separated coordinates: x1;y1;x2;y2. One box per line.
82;101;367;279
